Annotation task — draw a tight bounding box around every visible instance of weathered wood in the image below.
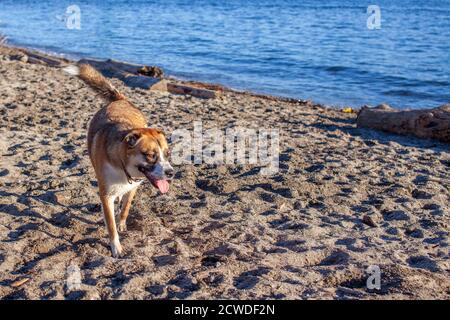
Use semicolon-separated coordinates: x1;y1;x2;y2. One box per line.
78;58;166;90
77;58;218;98
138;65;164;78
6;47;65;66
25;51;64;67
167;82;218;99
102;59;143;74
357;104;450;143
97;59;163;78
117;74;167;91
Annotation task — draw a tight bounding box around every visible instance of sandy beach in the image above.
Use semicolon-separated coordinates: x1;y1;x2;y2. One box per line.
0;46;449;300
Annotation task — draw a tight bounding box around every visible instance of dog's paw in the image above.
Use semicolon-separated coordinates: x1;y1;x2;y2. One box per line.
110;238;123;258
118;221;127;232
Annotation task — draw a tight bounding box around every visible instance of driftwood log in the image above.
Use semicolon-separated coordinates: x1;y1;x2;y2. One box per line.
357;104;450;143
25;51;64;67
5;46;68;67
78;58;218;99
78;58;167;91
167;83;217;99
1;44;219;99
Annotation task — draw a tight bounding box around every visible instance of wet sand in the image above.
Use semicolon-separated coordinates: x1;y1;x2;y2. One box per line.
0;46;449;299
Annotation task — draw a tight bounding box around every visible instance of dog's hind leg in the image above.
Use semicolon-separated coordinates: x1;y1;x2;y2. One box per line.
118;187;138;232
114;196;123;217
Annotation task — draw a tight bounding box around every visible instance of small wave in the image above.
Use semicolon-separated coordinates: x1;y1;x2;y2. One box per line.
324;66;350;73
383;89;439;100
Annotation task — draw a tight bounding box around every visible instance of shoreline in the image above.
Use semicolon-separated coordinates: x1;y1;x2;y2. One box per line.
6;42;447;111
3;41;447;111
2;42;317;107
4;43;449;144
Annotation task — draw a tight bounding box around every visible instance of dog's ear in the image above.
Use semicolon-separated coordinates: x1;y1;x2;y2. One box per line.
152;128;165;136
123;130;142;148
151;128;169;145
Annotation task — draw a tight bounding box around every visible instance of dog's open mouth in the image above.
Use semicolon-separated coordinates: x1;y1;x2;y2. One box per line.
139;166;170;193
149;177;170;193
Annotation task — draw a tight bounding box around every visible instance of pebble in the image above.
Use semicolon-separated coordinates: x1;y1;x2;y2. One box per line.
362;211;382;227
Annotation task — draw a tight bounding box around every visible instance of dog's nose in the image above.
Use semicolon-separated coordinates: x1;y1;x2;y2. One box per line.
164;168;175;179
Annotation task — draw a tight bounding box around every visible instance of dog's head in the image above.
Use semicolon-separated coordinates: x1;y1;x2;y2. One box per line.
122;128;174;193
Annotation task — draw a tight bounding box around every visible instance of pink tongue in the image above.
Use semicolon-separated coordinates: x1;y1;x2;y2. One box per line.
154;179;169;194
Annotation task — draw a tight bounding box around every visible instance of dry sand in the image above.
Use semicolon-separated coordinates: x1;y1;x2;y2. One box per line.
0;47;449;300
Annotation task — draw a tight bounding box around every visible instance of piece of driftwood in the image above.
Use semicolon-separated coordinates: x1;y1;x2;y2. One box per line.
4;46;68;67
78;58;166;91
8;47;67;66
25;51;64;67
101;59;143;74
97;59;164;78
104;59;218;97
357;104;450;143
167;82;218;99
78;58;218;98
138;65;164;78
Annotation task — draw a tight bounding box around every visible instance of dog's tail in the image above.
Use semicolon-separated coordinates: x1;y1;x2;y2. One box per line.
63;64;126;102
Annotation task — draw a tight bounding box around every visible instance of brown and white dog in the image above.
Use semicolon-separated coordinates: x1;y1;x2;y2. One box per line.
64;64;174;257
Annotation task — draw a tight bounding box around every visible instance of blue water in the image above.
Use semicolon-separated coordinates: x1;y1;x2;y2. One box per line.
1;0;449;108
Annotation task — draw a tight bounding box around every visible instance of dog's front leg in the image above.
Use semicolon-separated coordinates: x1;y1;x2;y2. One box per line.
100;195;122;257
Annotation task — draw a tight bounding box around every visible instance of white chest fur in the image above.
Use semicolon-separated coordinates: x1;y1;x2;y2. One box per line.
103;163;142;199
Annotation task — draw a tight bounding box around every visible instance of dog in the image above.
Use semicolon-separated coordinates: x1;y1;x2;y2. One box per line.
64;64;174;257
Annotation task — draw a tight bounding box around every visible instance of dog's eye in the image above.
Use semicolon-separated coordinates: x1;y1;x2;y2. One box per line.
143;152;156;162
